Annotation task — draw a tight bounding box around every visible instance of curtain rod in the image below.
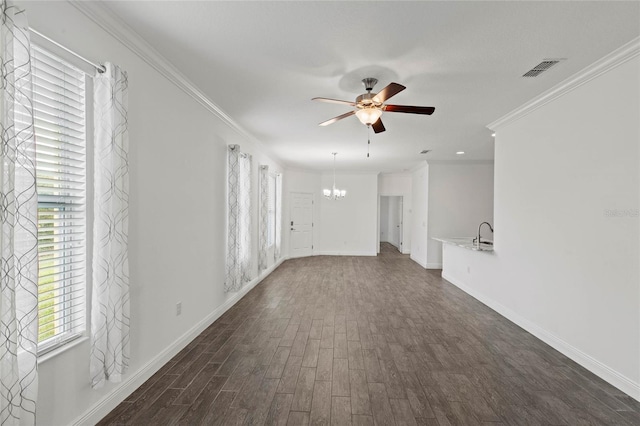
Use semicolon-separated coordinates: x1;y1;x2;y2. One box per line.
29;27;106;73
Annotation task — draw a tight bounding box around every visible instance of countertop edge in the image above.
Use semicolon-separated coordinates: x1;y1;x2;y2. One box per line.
432;237;495;252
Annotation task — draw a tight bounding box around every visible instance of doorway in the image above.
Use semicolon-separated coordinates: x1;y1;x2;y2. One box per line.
379;195;403;253
290;192;313;258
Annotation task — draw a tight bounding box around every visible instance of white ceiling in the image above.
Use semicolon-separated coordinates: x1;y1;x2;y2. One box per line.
101;1;639;172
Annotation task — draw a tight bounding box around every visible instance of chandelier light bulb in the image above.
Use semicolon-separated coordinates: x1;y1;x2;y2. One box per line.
323;152;346;200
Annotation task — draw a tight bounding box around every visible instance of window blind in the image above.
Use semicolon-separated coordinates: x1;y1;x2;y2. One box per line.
31;45;87;353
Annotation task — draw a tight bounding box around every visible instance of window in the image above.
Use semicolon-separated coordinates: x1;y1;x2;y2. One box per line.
267;173;276;247
226;145;254;291
237;152;252;278
32;45;87;354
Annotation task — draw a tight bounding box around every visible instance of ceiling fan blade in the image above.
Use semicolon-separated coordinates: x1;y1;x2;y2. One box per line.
384;104;435;115
312;97;356;106
372;118;385;134
319;110;355;126
373;83;406;103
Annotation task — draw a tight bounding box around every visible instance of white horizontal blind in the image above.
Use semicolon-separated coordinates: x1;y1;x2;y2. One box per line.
31;45;87;353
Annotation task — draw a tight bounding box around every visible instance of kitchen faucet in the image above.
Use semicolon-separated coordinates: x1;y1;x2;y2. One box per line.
474;221;494;246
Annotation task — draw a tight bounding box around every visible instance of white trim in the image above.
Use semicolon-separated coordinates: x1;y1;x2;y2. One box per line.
409;161;428;173
427;160;494;166
378;172;412;178
410;254;427;269
321;170;381;176
488;37;640;131
72;256;288;426
378;192;410;197
68;0;280;164
288;253;314;259
426;263;442;269
37;336;89;365
315;251;377;257
283;167;321;176
441;271;640;402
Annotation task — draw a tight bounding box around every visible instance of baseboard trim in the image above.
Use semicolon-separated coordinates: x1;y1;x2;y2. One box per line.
441;272;640;402
315;251;377;257
410;255;427;269
426;263;442;269
73;257;288;426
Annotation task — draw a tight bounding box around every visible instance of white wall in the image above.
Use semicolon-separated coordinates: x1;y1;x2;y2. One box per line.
283;170;378;257
282;169;321;257
318;173;378;256
24;2;285;424
379;173;412;254
410;163;429;266
427;162;494;268
443;51;640;399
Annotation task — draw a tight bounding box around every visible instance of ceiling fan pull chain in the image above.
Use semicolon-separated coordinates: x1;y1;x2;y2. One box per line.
367;126;371;158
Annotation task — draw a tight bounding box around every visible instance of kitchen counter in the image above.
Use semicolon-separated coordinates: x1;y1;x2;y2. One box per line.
432;237;494;252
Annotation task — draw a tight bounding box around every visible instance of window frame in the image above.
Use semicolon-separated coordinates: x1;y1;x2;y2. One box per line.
31;39;94;358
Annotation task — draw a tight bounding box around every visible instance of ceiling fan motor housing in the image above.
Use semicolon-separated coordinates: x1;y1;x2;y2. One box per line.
356;92;382;109
357;78;383;109
362;77;378;92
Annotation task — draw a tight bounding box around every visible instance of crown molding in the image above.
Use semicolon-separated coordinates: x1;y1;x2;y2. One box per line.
321;170;380;176
284;167;322;175
68;0;269;152
488;37;640;131
427;160;494;166
378;172;412;178
409;160;428;173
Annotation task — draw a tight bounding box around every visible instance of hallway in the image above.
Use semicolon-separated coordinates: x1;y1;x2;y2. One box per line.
99;248;640;425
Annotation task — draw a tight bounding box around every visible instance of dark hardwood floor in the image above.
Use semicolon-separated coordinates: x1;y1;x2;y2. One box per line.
98;243;640;425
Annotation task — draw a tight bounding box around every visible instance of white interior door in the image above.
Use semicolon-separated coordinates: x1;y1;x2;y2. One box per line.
290;192;313;258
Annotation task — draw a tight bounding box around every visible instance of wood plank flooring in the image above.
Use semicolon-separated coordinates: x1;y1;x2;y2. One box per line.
98;243;640;425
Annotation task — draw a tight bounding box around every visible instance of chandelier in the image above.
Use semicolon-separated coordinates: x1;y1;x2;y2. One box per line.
323;152;346;200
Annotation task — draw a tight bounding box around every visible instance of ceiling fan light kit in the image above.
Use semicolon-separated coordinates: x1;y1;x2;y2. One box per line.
355;107;382;125
324;152;346;200
313;77;435;134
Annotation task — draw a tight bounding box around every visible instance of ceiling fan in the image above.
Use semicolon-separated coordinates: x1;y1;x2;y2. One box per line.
312;77;435;133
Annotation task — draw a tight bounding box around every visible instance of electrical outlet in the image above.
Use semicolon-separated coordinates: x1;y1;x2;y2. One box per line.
176;302;182;316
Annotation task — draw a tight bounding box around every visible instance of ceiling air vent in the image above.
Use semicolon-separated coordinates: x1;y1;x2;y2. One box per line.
522;59;564;77
420;150;430;154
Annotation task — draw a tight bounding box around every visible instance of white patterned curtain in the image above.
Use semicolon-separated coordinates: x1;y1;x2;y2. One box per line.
274;173;282;260
258;165;268;271
91;63;130;389
226;145;252;292
0;2;39;424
